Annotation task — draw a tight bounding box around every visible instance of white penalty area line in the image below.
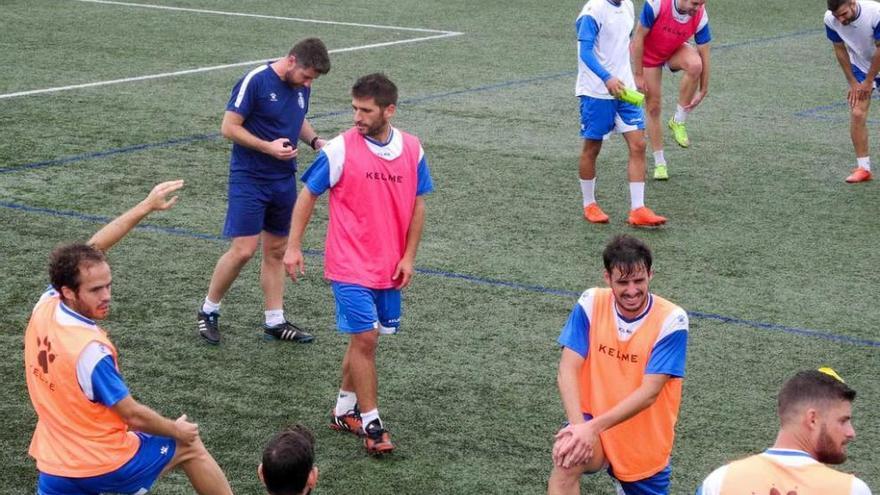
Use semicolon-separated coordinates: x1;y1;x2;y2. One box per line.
0;1;463;100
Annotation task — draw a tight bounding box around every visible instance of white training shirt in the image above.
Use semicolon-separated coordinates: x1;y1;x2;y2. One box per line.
576;0;636;98
825;0;880;73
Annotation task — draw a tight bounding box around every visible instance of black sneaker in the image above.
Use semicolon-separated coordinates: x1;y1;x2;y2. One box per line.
197;311;220;345
263;321;314;343
364;419;394;454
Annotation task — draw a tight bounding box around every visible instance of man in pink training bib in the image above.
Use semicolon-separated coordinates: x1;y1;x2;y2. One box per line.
632;0;712;180
284;73;433;455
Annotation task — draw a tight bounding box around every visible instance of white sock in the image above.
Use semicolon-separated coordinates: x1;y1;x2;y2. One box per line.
857;156;871;171
202;298;221;314
580;178;596;206
265;309;285;327
653;150;666;166
674;104;688;123
361;408;382;429
629;182;645;210
335;390;358;416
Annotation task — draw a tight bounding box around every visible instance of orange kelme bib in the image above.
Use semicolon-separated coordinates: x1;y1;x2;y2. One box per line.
24;294;139;477
720;454;854;495
579;288;682;482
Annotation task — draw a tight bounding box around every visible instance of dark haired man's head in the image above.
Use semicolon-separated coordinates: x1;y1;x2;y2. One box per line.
48;243;112;320
351;73;398;139
259;425;318;495
283;38;330;88
777;369;857;464
828;0;858;24
602;236;654;319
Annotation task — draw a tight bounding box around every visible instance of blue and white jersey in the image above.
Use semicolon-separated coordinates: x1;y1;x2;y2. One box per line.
557;288;689;377
576;0;637;99
696;449;872;495
301;127;434;196
226;63;311;182
641;0;711;44
825;0;880;74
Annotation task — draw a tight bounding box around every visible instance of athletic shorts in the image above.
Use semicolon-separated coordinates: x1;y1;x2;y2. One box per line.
37;432;176;495
851;66;880;89
223;177;297;238
331;281;401;334
579;96;645;140
560;413;672;495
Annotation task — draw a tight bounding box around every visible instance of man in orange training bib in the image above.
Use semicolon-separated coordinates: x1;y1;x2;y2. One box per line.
695;368;871;495
24;181;233;495
548;235;688;495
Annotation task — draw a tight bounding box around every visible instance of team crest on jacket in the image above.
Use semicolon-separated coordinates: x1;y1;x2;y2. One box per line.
298;92;305;109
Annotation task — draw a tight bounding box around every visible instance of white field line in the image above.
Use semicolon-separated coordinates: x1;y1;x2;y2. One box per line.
0;1;463;100
73;0;462;34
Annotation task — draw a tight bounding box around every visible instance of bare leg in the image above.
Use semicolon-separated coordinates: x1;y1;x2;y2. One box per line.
668;44;703;109
623;130;648;182
206;235;260;303
547;436;607;495
343;330;380;412
643;66;665;154
851;94;871;158
260;231;288;312
578;139;603;180
161;436;233;495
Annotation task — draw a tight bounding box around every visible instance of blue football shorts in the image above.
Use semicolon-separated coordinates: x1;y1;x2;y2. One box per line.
331;282;401;334
851;65;880;89
579;95;645;140
37;432;176;495
223;176;297;238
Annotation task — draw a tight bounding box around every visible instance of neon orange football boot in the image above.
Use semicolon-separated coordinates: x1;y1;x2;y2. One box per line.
628;206;667;227
845;167;873;183
583;203;609;223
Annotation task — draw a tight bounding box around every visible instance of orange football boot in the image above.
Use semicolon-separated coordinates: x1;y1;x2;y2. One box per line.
628;206;667;227
845;167;873;183
584;203;609;223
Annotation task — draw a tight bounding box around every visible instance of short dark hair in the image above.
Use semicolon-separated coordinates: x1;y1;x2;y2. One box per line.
351;73;398;108
777;369;857;423
262;425;315;495
828;0;850;12
289;38;331;75
602;235;653;276
49;243;107;293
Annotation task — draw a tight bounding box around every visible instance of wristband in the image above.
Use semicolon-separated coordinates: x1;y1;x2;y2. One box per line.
310;136;320;150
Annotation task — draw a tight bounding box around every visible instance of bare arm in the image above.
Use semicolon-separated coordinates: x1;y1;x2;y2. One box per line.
112;395;198;444
557;347;586;425
392;196;426;289
554;373;671;468
632;24;650;92
220;110;296;161
283;188;319;281
697;42;711;94
833;42;859;84
587;373;669;432
87;180;183;252
298;119;326;150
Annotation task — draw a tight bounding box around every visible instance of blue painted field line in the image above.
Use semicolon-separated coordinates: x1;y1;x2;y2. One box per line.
1;28;822;174
795;94;880;123
3;199;878;349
